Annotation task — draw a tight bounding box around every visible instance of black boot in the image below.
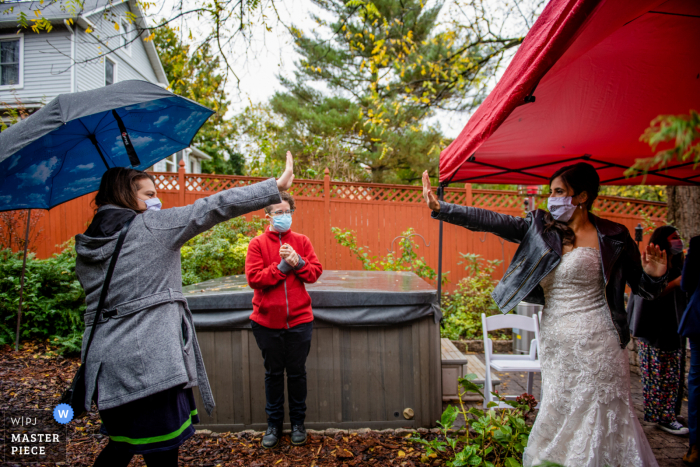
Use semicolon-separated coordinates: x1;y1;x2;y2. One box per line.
291;424;307;446
261;425;281;449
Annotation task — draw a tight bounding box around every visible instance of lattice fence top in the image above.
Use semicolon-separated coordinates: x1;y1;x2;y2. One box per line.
149;172;666;218
473;191;522;210
152;173;180;191
593;196;666;219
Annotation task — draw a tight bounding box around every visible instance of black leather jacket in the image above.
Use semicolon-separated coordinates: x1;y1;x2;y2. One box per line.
433;202;668;348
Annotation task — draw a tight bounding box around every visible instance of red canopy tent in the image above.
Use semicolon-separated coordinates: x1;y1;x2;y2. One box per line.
434;0;700;303
439;0;700;187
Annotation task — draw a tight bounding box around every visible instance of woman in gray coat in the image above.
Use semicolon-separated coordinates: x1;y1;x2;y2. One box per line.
75;153;294;466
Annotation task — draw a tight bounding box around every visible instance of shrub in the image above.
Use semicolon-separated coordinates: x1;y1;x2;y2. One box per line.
0;216;267;353
181;216;266;286
331;227;440;282
410;375;536;467
441;253;506;341
0;241;86;354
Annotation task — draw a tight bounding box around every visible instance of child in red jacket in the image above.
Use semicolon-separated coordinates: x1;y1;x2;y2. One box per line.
245;191;322;449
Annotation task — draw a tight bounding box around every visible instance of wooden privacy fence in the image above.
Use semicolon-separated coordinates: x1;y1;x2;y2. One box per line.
25;164;667;291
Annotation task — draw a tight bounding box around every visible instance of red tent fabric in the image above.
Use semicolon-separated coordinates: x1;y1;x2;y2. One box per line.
439;0;700;186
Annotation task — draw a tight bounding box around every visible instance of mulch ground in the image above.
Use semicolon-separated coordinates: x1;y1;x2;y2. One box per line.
0;341;444;466
1;341;690;466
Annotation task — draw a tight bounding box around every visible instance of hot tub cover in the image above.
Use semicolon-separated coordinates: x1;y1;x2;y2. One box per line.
183;270;441;329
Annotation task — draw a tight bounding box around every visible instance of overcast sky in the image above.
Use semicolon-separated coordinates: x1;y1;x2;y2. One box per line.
153;0;540;139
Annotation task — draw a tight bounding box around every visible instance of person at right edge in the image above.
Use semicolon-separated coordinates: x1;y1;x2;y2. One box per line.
682;235;700;465
245;191;323;449
628;226;688;436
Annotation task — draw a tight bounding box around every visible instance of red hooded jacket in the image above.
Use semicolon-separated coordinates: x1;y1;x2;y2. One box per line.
246;226;323;329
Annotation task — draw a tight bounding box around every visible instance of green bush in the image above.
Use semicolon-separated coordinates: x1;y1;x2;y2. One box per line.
410;375;537;467
0;241;86;354
331;227;440;282
0;217;267;354
181;216;266;286
441;253;507;341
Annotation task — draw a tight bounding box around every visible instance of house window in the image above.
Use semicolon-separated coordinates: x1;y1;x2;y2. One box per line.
164;154;177;172
120;19;133;54
105;58;116;85
0;38;20;86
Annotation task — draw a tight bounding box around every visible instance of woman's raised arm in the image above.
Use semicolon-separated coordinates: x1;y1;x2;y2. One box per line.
423;171;530;244
144;152;294;251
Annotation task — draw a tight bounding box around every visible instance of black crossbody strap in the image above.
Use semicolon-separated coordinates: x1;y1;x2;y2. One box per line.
82;215;134;364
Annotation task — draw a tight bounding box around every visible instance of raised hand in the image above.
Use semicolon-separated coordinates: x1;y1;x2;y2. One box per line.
277;151;295;191
641;242;667;278
422;171;440;212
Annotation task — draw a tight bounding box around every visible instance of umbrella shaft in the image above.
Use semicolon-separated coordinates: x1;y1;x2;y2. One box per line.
15;209;31;352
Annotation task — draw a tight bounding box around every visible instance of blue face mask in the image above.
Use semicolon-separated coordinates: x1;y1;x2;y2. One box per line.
271;214;292;233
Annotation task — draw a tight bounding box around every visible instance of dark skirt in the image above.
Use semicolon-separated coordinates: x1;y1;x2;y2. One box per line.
98;385;199;454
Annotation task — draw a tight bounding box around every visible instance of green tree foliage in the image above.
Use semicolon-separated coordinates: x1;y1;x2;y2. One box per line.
153;23;244;175
598;185;666;202
265;0;530;184
633;110;700;175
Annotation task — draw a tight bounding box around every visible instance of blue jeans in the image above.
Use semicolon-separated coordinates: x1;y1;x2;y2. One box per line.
251;320;313;427
689;337;700;446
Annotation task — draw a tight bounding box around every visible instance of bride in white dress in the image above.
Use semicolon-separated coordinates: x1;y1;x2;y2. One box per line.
422;162;668;467
525;246;658;466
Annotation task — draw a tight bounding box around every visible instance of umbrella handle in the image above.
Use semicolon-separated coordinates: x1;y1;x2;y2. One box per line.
15;208;31;352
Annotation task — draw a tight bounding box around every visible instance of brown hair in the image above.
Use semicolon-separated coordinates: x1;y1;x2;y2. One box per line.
93;167;155;213
543;162;600;247
264;191;296;214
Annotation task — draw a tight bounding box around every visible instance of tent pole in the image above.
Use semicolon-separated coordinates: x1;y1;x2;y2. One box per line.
436;185;445;314
15;208;31;352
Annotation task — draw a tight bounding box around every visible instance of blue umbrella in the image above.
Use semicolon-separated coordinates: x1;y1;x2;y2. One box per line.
0;79;214;350
0;79;214;210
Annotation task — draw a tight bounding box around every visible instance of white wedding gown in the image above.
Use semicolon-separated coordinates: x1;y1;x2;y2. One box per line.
523;247;658;467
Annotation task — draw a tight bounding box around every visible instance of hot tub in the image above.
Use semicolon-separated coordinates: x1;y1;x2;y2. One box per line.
183;270;442;432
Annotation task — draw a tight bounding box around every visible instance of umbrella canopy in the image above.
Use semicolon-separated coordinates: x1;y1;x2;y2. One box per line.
0;80;214;211
439;0;700;186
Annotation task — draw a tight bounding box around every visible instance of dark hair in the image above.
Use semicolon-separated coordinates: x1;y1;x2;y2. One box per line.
543;162;600;247
264;191;296;214
649;225;678;254
93;167;155;213
649;224;685;272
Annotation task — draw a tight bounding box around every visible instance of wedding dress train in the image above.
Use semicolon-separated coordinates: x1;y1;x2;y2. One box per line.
523;247;658;467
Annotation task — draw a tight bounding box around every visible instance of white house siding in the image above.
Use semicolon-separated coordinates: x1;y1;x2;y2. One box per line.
0;27;73;106
75;1;157;92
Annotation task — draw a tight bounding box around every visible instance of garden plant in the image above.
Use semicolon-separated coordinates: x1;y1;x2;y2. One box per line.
410;374;537;467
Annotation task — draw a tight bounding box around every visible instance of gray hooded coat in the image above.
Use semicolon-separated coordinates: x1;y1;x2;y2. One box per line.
75;179;281;415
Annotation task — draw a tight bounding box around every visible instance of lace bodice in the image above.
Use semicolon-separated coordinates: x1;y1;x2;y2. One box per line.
523;247;658;467
539;247;614;330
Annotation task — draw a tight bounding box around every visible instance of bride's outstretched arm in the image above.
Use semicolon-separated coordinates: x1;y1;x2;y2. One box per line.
422;171;529;244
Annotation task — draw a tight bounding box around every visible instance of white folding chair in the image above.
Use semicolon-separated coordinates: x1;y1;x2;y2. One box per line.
481;312;542;408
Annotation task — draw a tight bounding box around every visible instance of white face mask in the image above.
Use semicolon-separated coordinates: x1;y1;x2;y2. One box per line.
670;239;684;255
143;197;162;211
547;196;578;222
